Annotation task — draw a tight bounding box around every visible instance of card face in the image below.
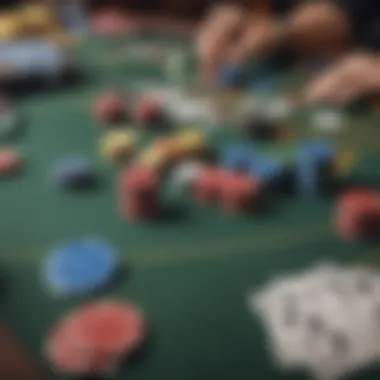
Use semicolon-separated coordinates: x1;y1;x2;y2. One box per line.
249;264;380;380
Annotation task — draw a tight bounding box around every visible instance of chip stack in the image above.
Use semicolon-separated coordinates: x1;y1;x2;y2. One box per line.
120;166;160;221
94;91;127;124
45;300;145;376
222;144;255;173
194;167;224;204
335;189;380;240
251;156;282;189
133;97;164;127
295;140;336;196
220;172;261;213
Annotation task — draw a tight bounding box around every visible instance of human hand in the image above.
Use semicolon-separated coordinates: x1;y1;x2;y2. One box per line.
305;53;380;106
196;5;246;83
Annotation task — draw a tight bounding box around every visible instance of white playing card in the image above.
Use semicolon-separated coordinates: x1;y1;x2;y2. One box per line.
250;263;380;379
251;265;340;369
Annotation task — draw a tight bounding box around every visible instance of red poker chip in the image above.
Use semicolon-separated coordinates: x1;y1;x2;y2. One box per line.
73;300;145;354
134;98;163;126
335;189;380;239
194;167;224;204
45;300;145;376
220;173;261;213
0;149;22;176
94;92;126;124
46;317;95;375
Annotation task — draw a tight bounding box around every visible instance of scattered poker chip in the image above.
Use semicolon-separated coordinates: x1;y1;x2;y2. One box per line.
311;109;344;133
170;161;204;193
133;97;163;127
175;130;207;156
335;189;380;240
137;147;167;169
42;238;118;296
222;144;255;173
45;299;145;376
0;148;22;177
264;97;293;119
220;172;261;213
94;91;127;124
100;130;137;163
120;166;160;221
295;140;336;196
194;167;225;204
52;154;96;189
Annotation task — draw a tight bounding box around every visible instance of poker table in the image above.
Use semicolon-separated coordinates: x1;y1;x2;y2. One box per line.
2;34;380;380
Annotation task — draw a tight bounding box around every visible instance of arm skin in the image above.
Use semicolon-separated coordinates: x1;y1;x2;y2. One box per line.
0;321;45;380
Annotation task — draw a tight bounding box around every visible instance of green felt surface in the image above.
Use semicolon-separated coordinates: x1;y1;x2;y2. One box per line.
2;35;380;380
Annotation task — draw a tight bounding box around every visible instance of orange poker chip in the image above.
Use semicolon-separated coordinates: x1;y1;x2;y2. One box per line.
0;149;22;176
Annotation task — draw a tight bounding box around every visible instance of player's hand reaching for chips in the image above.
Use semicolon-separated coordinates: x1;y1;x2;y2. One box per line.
196;5;246;82
196;5;280;82
305;53;380;106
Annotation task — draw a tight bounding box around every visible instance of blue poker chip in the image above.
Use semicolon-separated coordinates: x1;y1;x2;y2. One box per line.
251;157;282;186
42;238;118;296
222;144;256;173
52;154;96;189
219;64;246;88
295;140;336;196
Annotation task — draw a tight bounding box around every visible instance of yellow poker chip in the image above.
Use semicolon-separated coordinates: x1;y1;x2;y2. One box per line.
175;130;207;154
101;131;136;163
152;137;181;161
137;148;166;168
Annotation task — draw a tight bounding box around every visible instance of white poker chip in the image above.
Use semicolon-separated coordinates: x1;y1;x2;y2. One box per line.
169;161;204;193
171;99;214;124
265;97;293;119
311;109;344;133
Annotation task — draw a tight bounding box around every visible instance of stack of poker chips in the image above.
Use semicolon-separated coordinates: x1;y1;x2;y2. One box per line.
335;189;380;240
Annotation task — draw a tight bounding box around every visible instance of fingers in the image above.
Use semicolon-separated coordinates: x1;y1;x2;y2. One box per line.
285;2;351;58
226;18;280;64
196;5;245;81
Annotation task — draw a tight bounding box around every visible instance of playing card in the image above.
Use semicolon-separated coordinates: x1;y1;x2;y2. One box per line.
251;265;339;369
250;263;380;377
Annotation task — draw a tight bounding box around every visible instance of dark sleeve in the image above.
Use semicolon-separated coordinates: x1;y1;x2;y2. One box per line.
271;0;297;16
335;0;380;44
361;19;380;51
